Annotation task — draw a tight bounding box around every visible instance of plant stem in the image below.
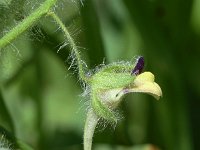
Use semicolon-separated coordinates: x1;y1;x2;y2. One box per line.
84;109;99;150
48;12;89;82
0;0;57;49
48;12;95;149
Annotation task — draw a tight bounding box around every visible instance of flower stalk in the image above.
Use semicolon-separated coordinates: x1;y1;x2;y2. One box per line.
84;109;99;150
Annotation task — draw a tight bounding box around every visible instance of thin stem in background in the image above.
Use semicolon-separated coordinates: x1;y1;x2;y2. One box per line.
48;12;89;82
0;0;57;49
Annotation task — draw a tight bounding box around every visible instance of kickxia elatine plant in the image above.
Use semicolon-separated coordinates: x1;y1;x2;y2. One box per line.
0;0;162;150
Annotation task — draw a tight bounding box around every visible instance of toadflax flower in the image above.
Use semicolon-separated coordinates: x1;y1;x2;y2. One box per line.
84;56;162;150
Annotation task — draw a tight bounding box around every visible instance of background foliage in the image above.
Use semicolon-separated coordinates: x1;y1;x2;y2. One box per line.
0;0;200;150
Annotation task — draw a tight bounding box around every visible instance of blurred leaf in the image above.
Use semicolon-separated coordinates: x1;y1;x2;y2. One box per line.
0;0;12;5
191;0;200;34
17;140;34;150
123;1;193;150
81;0;105;67
93;0;142;62
0;90;14;133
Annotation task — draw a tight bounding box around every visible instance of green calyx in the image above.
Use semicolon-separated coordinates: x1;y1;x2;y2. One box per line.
88;61;136;123
91;91;118;123
90;62;135;89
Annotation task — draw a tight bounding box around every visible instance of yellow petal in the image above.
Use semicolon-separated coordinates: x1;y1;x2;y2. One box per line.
134;72;155;85
130;82;162;100
130;72;162;100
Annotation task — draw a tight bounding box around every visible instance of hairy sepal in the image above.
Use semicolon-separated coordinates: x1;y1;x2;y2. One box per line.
91;62;136;89
89;62;136;123
91;91;118;123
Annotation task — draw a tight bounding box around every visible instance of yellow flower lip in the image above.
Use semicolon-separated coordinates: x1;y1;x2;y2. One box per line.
130;72;162;100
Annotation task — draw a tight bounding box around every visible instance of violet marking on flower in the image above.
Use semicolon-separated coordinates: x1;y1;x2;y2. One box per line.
131;56;144;75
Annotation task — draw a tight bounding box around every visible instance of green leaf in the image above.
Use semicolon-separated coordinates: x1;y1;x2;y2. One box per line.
81;0;106;67
17;140;34;150
0;90;14;133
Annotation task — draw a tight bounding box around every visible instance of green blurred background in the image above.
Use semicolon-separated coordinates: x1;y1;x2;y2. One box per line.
0;0;200;150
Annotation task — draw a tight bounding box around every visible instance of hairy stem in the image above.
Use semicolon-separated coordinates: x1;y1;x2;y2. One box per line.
84;109;99;150
48;12;88;82
0;0;57;49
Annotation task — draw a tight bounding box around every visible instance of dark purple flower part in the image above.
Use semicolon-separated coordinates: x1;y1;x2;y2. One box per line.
131;56;144;75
